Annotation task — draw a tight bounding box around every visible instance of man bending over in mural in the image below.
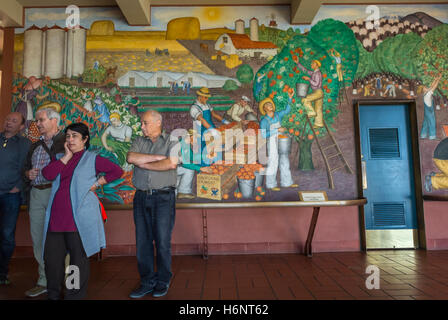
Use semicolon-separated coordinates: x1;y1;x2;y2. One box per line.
259;89;298;191
177;129;202;199
224;96;255;124
190;87;225;165
425;136;448;192
93;96;111;125
101;113;132;166
420;73;443;140
293;56;324;128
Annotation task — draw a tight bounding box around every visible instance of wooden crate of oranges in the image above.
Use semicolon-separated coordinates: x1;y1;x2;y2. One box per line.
196;163;240;200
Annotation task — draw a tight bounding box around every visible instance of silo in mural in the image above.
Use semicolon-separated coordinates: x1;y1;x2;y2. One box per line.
235;19;245;34
250;17;259;41
66;26;86;78
23;25;43;78
44;25;66;79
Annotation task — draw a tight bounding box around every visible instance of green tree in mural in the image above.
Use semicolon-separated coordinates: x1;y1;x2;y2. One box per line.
414;24;448;98
308;19;359;87
253;19;359;171
354;41;376;81
236;64;254;87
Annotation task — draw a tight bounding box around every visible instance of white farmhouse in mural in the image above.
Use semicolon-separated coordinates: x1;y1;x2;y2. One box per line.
117;71;241;88
23;24;86;79
214;17;278;59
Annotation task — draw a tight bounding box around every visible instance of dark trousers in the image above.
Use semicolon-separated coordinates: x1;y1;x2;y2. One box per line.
44;232;90;300
0;192;21;277
133;189;176;289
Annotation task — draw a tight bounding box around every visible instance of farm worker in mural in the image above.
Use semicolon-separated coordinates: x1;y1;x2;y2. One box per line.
224;96;255;124
420;73;443;140
329;48;343;83
93;96;111;125
77;89;95;112
259;89;298;191
15;76;49;129
425;136;448;192
384;82;397;97
364;83;374;97
181;80;191;95
0;112;31;286
293;56;324;128
124;92;140;116
101;113;133;166
126;110;178;299
189;87;225;166
177;129;202;200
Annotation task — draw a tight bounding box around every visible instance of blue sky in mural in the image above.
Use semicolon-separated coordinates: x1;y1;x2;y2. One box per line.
16;4;448;34
17;6;303;33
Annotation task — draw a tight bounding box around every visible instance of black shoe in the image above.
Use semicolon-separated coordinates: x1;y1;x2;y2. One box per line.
152;284;169;298
129;285;154;299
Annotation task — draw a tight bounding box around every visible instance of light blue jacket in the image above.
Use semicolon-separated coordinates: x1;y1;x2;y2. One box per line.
42;151;106;258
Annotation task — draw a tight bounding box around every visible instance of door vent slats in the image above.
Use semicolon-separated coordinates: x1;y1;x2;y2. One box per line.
373;203;406;227
369;128;400;159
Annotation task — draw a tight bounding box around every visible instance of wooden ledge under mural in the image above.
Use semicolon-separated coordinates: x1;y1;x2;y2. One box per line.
9;5;448;209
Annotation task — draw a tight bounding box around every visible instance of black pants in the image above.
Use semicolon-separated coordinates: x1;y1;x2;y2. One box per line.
43;232;90;300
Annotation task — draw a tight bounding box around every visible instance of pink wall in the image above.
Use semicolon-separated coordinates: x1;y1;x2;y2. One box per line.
424;201;448;250
13;205;361;257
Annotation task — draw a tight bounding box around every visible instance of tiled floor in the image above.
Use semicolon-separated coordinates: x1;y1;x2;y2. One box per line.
1;250;448;300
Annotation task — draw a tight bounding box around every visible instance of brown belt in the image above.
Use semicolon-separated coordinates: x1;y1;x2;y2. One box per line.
33;183;52;190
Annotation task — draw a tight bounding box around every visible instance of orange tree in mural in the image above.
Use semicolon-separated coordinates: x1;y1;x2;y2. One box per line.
414;24;448;98
373;32;421;88
253;19;358;170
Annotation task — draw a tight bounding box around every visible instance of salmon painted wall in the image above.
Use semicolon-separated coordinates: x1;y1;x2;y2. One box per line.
14;206;360;257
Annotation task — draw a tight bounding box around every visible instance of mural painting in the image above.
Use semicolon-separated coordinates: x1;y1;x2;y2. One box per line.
11;5;448;204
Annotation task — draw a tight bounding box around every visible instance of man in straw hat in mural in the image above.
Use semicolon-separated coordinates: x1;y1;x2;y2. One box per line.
293;55;324;129
189;87;225;165
259;89;298;191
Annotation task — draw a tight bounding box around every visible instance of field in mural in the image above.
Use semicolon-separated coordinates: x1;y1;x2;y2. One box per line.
11;5;448;204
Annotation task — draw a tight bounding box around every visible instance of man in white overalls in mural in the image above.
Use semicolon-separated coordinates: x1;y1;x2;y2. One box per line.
189;87;225;166
259;89;298;191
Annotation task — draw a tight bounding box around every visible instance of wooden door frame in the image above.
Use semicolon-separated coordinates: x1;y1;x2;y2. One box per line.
353;99;426;251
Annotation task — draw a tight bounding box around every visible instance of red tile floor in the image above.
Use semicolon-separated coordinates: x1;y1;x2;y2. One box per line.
1;250;448;300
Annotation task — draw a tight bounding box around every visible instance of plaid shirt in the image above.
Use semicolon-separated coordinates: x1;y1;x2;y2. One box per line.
31;136;54;186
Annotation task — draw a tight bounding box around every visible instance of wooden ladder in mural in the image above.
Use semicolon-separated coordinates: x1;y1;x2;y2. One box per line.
300;117;353;189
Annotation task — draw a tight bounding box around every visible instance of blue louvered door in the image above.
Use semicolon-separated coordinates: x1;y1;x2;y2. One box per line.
359;105;417;248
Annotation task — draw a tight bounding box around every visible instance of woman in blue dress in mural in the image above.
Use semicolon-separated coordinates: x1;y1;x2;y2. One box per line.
93;96;111;125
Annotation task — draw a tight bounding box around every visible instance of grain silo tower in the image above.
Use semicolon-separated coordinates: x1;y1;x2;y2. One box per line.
23;25;44;78
66;26;87;78
249;17;259;41
44;25;66;79
235;19;245;34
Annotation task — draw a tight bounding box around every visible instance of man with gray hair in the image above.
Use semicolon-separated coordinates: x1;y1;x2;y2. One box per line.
23;106;65;298
127;110;179;299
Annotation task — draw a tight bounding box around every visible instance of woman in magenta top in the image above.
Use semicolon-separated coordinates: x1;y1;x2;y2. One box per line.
42;122;123;300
